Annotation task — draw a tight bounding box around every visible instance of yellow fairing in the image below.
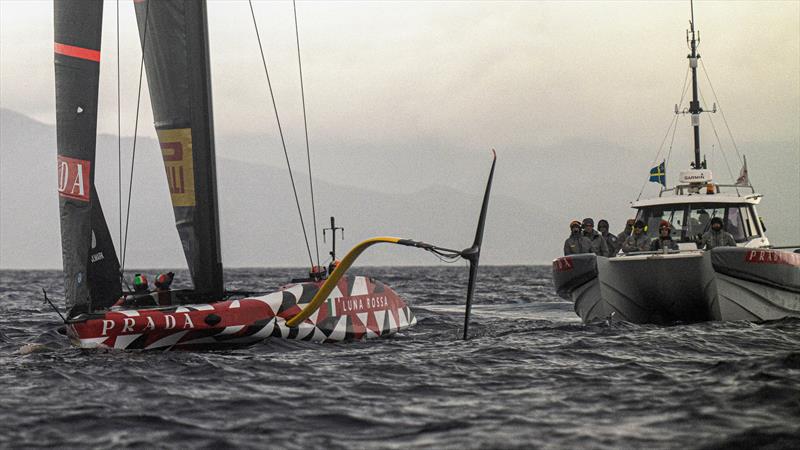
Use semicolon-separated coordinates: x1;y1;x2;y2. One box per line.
285;237;402;327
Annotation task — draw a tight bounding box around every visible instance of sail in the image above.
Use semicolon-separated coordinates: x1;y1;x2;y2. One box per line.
54;0;122;315
134;0;224;298
87;186;123;309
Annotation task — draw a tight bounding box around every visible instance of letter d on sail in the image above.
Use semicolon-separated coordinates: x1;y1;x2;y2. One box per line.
57;155;91;202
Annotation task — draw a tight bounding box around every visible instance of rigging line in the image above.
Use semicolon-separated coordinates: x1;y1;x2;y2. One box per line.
293;0;320;269
665;66;692;169
637;113;679;200
636;67;688;200
249;0;314;268
427;247;462;264
121;0;151;274
428;251;461;264
701;90;737;183
665;111;680;169
116;0;122;257
677;66;691;115
637;66;689;199
700;59;743;165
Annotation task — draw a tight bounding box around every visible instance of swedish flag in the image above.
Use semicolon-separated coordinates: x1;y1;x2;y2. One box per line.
649;161;666;186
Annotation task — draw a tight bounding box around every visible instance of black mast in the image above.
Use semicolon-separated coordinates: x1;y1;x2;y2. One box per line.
688;0;702;169
134;0;223;299
189;0;224;298
54;0;122;315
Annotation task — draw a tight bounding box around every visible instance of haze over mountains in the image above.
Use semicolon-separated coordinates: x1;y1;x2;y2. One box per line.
1;109;553;269
1;109;798;270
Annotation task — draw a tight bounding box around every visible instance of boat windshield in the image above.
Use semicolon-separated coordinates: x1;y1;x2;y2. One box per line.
634;203;759;243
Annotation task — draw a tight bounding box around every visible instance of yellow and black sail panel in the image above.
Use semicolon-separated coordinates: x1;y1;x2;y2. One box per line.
157;128;196;207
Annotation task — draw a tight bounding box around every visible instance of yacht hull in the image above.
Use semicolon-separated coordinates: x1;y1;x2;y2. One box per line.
710;248;800;321
67;275;416;350
553;248;800;324
713;274;800;321
597;252;714;323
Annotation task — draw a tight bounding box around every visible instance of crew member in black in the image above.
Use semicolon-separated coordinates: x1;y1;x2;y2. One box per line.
650;220;679;251
582;218;609;257
598;219;619;257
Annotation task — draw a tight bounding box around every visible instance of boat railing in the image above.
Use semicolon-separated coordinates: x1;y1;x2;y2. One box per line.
659;183;756;197
616;248;704;258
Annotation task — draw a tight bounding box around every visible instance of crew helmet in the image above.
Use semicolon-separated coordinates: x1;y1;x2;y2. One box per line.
133;273;148;292
155;272;174;290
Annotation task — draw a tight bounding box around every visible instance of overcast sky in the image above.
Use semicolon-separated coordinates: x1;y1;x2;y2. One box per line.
1;0;798;267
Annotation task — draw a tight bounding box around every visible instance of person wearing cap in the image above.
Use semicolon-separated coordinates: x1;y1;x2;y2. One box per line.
617;218;635;242
650;220;679;251
564;220;593;255
581;217;609;257
597;219;619;257
621;220;650;253
698;217;736;250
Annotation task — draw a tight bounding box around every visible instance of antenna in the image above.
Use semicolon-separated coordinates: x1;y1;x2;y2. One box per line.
687;0;702;170
323;216;344;263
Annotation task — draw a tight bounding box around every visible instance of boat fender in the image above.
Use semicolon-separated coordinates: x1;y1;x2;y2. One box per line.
204;314;222;326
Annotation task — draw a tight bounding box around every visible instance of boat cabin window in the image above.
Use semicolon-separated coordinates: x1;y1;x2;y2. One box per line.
635;203;759;243
636;206;685;240
688;207;723;237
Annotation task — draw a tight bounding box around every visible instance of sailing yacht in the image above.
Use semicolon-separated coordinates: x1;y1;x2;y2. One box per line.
552;3;799;324
54;0;494;349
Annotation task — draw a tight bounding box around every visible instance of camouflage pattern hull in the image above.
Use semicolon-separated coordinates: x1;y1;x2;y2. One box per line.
66;276;416;350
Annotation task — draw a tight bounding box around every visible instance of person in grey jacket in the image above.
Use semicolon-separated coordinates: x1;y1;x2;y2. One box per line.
582;218;609;257
598;219;619;257
564;220;593;255
621;220;650;253
698;217;737;249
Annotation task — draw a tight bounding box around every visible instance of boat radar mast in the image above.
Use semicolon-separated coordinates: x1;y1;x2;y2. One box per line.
680;0;716;171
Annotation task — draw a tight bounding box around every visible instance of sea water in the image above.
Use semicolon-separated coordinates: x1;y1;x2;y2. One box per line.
1;266;798;448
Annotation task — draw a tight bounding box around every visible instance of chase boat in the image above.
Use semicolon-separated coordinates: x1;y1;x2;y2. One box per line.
552;3;800;325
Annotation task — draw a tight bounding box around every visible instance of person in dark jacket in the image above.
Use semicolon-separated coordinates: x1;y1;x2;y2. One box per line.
621;220;650;253
650;220;679;251
617;218;635;242
598;219;619;257
582;217;610;257
698;217;737;249
564;220;593;255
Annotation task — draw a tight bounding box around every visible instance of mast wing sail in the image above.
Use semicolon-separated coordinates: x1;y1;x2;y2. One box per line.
54;0;121;315
87;187;123;310
134;0;223;298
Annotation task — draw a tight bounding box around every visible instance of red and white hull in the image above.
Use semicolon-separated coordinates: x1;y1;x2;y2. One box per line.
67;276;416;350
